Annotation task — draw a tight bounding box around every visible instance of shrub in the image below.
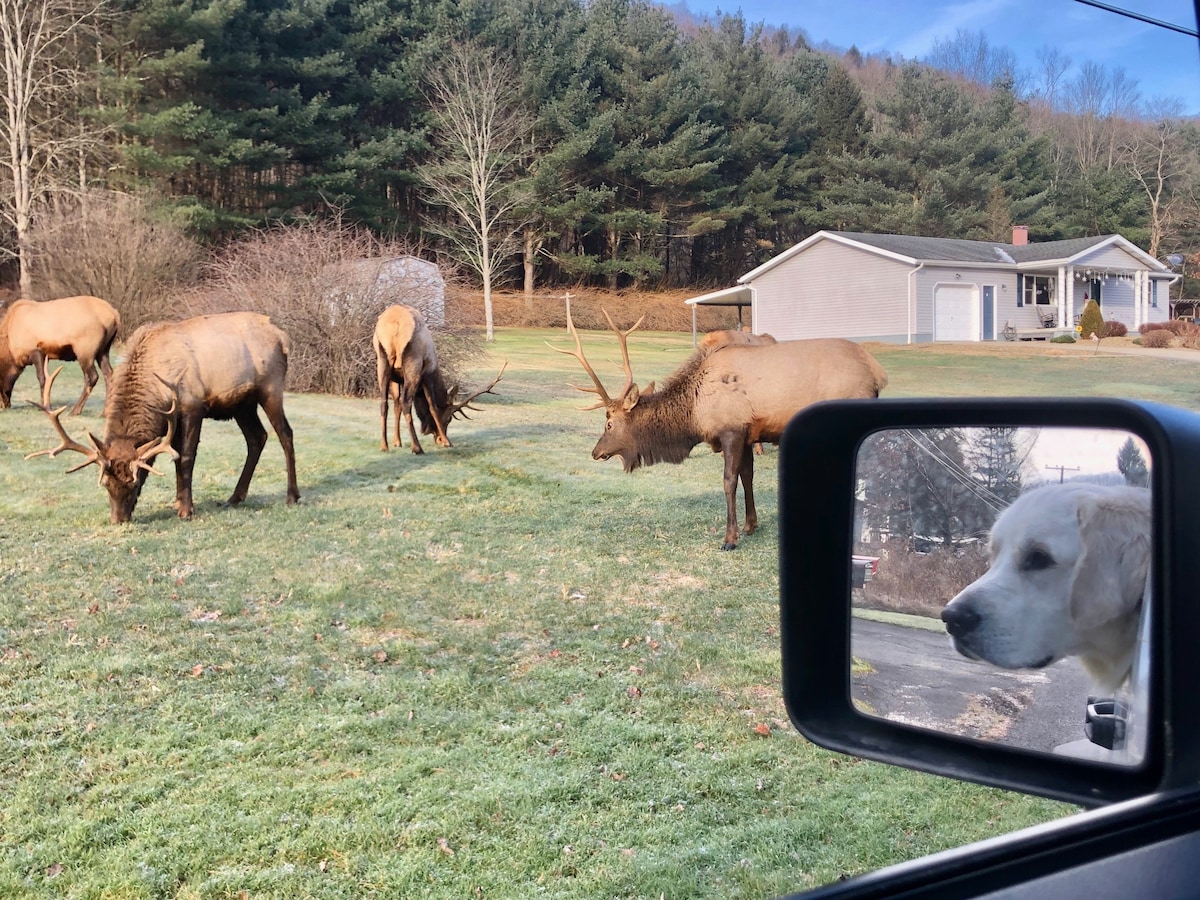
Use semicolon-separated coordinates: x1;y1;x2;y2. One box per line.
858;545;989;617
1140;329;1172;348
1104;320;1127;337
1140;321;1171;334
1077;298;1104;339
190;217;481;396
1050;334;1076;343
25;190;203;332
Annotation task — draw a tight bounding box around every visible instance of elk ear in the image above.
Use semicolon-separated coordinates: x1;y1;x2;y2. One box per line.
621;383;640;412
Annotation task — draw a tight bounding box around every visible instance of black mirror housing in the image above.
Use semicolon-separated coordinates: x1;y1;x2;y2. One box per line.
779;398;1200;807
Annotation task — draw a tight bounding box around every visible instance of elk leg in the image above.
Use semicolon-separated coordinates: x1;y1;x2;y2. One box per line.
260;395;300;506
390;381;403;448
377;353;395;451
71;357;100;416
740;448;758;537
400;382;424;454
32;352;48;404
229;406;268;507
719;433;746;551
174;412;204;519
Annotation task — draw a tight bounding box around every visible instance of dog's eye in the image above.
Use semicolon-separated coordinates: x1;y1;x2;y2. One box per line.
1021;548;1055;571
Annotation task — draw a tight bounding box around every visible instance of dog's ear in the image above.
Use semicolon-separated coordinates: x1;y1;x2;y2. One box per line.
1069;493;1151;630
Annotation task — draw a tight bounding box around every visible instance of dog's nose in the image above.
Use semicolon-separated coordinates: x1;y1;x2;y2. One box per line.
941;604;980;637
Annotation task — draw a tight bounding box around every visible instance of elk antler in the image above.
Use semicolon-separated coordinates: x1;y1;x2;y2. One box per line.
132;380;182;476
451;361;508;420
547;308;644;410
24;366;103;474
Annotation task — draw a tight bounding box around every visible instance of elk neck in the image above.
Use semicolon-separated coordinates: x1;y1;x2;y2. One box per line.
104;351;175;444
625;353;706;466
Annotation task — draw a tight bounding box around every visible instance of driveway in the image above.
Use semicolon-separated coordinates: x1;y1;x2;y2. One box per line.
851;616;1099;754
1090;343;1200;362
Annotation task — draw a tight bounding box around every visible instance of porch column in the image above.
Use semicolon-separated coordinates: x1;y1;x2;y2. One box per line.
1133;271;1141;329
1058;266;1068;328
1138;270;1147;328
1065;266;1074;328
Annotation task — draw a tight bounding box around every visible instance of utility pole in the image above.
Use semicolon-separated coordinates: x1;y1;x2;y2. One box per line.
1045;464;1080;483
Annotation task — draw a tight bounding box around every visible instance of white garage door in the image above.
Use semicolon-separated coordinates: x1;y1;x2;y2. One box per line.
934;284;977;341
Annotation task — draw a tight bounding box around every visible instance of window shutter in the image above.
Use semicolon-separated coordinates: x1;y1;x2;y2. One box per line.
1016;274;1024;307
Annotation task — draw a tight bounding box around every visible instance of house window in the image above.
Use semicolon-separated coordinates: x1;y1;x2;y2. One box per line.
1023;275;1056;306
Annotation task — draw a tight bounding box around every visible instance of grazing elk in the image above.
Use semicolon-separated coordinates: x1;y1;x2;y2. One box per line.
27;312;299;523
373;304;506;454
554;310;887;550
0;295;120;414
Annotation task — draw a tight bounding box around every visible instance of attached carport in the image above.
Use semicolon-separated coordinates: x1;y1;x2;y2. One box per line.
684;285;753;347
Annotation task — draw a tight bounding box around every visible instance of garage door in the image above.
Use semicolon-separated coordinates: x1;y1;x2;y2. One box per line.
934;284;976;341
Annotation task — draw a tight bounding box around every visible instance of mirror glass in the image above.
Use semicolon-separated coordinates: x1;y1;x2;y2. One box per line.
851;426;1152;766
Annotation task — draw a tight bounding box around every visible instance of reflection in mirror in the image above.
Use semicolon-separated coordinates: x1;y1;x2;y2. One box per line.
851;426;1151;766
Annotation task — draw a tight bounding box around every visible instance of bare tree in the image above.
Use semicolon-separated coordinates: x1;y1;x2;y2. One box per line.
926;28;1018;88
418;41;533;342
0;0;105;298
1121;104;1199;258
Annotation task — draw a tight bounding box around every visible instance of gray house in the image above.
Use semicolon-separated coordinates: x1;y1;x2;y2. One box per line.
687;228;1177;343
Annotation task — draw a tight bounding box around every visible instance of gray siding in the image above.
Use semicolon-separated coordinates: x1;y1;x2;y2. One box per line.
753;240;911;341
1074;245;1144;270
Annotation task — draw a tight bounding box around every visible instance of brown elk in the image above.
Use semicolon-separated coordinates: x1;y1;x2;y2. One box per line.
698;331;777;454
554;310;887;550
373;304;506;454
26;312;299;523
698;329;776;349
0;296;120;415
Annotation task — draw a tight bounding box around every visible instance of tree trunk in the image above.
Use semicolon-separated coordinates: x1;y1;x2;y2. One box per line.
523;227;535;321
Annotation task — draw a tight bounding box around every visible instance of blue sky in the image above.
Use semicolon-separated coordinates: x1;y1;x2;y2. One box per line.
673;0;1200;114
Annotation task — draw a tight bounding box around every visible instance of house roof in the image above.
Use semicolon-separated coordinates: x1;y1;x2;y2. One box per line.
738;230;1171;283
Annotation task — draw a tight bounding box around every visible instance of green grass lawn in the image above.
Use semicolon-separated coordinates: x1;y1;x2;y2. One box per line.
1;331;1193;899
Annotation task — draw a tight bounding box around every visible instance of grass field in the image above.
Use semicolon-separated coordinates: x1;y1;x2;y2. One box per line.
2;329;1195;899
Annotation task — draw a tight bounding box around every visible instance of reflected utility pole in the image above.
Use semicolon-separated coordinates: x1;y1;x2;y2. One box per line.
1045;464;1080;483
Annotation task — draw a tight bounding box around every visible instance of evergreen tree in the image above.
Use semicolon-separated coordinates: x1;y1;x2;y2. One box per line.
1117;437;1150;487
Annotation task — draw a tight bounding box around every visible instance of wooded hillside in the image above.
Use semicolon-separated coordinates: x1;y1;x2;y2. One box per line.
4;0;1198;301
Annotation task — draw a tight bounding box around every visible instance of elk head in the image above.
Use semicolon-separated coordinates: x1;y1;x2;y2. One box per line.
549;309;647;471
425;362;509;444
25;366;179;523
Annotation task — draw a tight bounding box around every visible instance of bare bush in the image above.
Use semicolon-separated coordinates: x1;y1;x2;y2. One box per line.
857;544;990;618
190;218;480;396
1139;319;1196;336
1139;329;1173;348
25;190;203;331
1104;319;1127;337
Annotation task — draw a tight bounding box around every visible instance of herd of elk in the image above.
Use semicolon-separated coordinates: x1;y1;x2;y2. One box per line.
373;304;505;454
28;312;299;523
9;293;883;550
0;295;120;415
554;310;887;550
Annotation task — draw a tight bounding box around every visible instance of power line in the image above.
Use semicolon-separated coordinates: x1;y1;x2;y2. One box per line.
1072;0;1199;38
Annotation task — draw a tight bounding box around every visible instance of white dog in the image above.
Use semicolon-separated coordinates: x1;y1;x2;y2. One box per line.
940;482;1151;691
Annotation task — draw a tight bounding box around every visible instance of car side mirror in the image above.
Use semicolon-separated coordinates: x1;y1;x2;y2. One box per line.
778;398;1200;807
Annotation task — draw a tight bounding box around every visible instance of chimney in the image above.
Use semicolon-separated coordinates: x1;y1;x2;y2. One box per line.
1011;225;1029;246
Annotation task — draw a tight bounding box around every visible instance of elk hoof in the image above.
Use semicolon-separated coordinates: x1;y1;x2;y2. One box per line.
721;540;738;551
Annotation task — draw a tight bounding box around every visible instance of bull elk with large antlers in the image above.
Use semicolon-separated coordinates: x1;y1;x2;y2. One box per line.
0;295;120;415
27;312;299;523
553;310;887;550
373;304;506;454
